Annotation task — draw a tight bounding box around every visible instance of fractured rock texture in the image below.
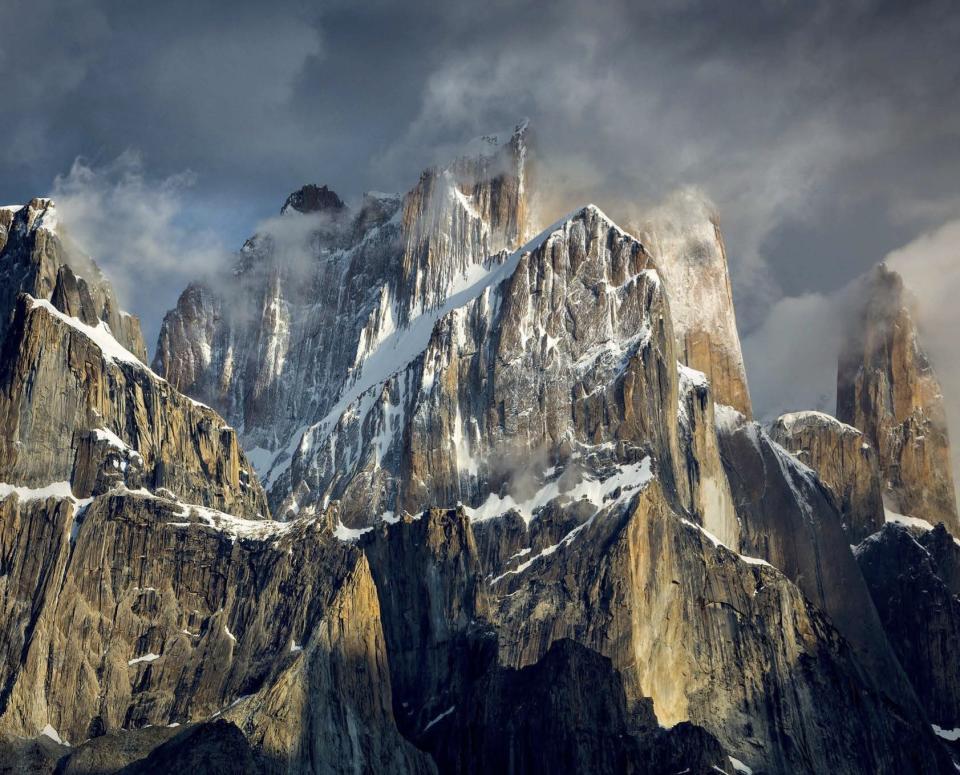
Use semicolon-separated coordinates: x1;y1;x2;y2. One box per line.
838;264;958;532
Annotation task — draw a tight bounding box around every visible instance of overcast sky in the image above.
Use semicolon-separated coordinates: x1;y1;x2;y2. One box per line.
1;0;959;426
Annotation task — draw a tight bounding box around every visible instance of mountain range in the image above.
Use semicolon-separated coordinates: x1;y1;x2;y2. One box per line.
0;124;958;773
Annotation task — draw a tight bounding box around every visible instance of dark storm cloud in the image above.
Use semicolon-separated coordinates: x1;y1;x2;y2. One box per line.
1;0;959;416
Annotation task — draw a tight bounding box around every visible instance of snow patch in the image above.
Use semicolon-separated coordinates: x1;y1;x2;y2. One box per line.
933;724;960;742
463;456;653;525
422;705;456;733
128;652;161;666
728;756;753;774
0;481;75;501
884;506;936;532
333;520;373;542
39;724;67;746
775;410;861;437
28;297;144;367
680;518;772;568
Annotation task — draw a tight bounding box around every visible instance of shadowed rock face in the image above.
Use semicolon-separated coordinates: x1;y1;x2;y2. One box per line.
770;410;885;542
0;492;432;775
362;496;948;775
57;720;265;774
422;638;728;775
856;523;960;730
280;184;346;215
838;264;958;532
717;411;921;717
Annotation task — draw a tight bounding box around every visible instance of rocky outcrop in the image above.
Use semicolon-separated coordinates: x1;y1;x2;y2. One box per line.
0;490;432;774
49;720;262;774
770;410;885;541
281;184;346;215
856;523;960;731
678;364;740;547
0;199;147;361
0;294;266;517
838;264;958;532
635;191;752;417
0;206;18;255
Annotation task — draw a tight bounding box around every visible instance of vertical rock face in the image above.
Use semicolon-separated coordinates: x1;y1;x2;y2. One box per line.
0;294;267;517
770;410;885;541
635;191;752;417
0;199;147;361
678;365;740;547
153;123;531;504
369;489;945;774
838;264;958;532
856;523;960;731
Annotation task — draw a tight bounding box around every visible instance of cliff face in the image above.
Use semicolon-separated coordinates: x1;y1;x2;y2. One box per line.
838;264;958;532
0;490;432;775
770;410;885;541
717;410;920;716
634;192;752;417
0;294;266;518
360;493;945;775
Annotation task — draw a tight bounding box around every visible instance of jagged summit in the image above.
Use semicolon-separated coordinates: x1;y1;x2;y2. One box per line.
838;262;958;532
0;198;147;360
280;183;346;215
154;120;532;477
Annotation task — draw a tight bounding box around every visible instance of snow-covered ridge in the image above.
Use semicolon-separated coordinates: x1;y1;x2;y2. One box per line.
679;517;771;568
0;480;78;502
28;296;143;367
28;297;216;418
775;410;863;437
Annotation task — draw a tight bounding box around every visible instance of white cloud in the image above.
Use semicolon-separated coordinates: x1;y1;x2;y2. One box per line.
742;217;960;487
886;219;960;482
50;152;232;348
